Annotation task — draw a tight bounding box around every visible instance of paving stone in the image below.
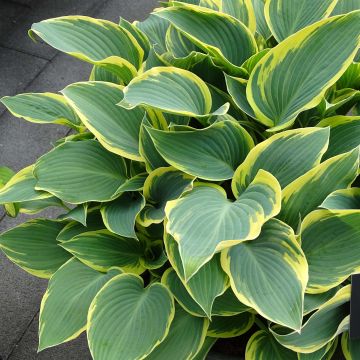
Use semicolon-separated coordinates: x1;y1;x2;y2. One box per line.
0;47;47;116
0;2;30;38
0;207;67;359
9;0;33;5
0;217;47;359
0;54;92;172
8;314;91;360
95;0;159;22
0;112;69;171
0;0;109;60
26;53;92;93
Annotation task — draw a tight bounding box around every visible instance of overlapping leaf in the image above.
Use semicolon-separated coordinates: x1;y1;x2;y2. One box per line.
232;127;329;196
146;120;254;181
62;81;145;160
166;169;281;279
301;210;360;293
147;306;208;360
265;0;339;42
1;93;81;128
222;219;308;330
39;259;122;350
101;193;145;239
119;66;228;117
138;167;194;226
154;3;257;74
87;273;174;360
30;16;143;83
164;233;228;316
247;11;360;130
317;116;360;160
0;219;70;278
271;286;350;353
279;148;359;230
34;140;128;204
60;230;146;274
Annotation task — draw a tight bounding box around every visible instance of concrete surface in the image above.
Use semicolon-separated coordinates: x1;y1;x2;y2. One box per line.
0;1;157;359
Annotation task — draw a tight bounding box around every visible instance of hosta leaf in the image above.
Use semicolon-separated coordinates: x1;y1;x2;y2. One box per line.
331;0;360;16
146;120;254;181
304;288;339;315
138;167;194;226
252;0;272;40
0;166;14;188
30;16;143;83
166;170;281;279
337;63;360;90
324;89;360;117
38;259;122;350
136;14;169;54
211;288;250;316
242;49;270;74
301;210;360;293
207;312;254;338
317;116;360;160
0;219;70;278
119;66;225;117
245;330;298;360
221;0;256;34
1;93;81;128
119;17;150;56
265;0;339;42
0;165;49;203
60;230;145;274
155;3;257;74
5;196;63;217
89;65;122;84
162;268;249;317
164;233;228;317
101;193;145;239
225;74;256;118
192;337;217;360
222;219;308;330
165;25;198;58
62;81;145;161
232;127;330;196
147;306;208;360
57;204;88;226
298;339;338;360
54;131;94;146
34;140;127;204
198;0;221;10
321;188;360;210
247;11;360;131
161;50;207;72
87;273;174;360
279;148;359;230
140;121;168;172
56;210;104;242
115;173;147;193
342;331;360;360
162;268;205;317
271;286;350;353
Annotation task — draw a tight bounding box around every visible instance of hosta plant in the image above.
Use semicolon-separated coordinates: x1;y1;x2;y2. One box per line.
1;0;360;359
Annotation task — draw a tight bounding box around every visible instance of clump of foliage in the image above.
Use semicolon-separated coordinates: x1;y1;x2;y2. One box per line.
1;0;360;359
